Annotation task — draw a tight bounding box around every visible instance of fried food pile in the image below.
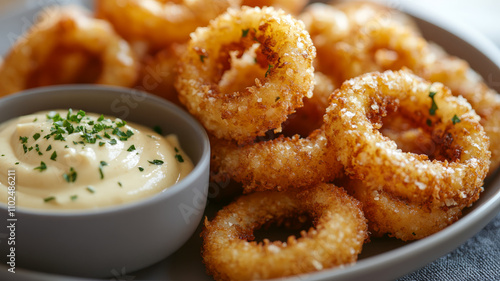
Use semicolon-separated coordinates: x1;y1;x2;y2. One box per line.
0;1;497;280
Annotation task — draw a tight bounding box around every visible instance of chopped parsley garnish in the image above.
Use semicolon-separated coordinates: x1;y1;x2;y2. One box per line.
99;161;108;179
153;126;163;135
99;141;106;147
70;195;78;201
63;167;77;183
19;136;28;144
50;151;57;161
44;196;56;203
109;139;117;145
242;28;250;37
127;145;136;152
139;167;144;172
275;96;280;102
175;154;184;163
200;54;207;63
148;159;164;165
33;133;41;141
429;91;438;116
118;182;122;187
34;161;47;172
452;114;461;125
86;186;96;194
265;64;273;78
46;144;52;151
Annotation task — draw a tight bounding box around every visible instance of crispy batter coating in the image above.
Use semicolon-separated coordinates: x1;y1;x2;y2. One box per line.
202;183;368;280
210;128;342;192
95;0;240;50
175;6;316;144
341;177;465;241
0;6;139;96
325;70;490;208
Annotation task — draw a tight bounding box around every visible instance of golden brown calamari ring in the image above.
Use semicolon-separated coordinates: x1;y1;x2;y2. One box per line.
202;183;368;281
325;70;490;208
175;6;316;144
0;6;139;96
95;0;240;50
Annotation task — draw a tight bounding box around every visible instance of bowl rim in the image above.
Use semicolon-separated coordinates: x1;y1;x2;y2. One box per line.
0;84;211;217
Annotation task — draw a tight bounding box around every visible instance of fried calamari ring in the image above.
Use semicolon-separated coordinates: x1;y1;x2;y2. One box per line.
241;0;308;15
95;0;240;50
202;183;368;280
176;6;316;144
210;128;342;192
325;70;490;208
0;6;138;96
342;177;465;241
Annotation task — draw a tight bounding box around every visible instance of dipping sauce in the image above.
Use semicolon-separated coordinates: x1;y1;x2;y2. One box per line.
0;109;193;210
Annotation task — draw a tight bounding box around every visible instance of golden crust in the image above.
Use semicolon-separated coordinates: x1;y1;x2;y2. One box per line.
324;70;490;208
0;6;139;97
175;6;316;145
202;183;368;280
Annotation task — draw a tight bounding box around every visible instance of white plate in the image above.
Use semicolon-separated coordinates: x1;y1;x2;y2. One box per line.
0;2;500;281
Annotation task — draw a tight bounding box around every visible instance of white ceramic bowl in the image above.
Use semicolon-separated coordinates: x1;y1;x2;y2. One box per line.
0;85;210;278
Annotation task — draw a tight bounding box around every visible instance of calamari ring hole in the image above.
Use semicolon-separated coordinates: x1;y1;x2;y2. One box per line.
216;28;277;93
26;45;103;88
379;108;463;162
251;213;316;243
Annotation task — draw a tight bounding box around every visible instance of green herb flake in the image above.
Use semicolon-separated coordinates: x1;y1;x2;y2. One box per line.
200;55;207;63
99;161;108;179
50;151;57;161
99;141;106;147
46;144;52;151
175;154;184;163
33;133;41;141
452;114;461;125
19;136;28;144
63;167;77;183
97;114;105;122
127;145;136;152
15;162;19;165
242;28;250;37
86;186;96;194
70;195;78;201
429;91;438;116
44;196;56;203
275;96;280;102
34;161;47;172
109;139;117;145
118;182;122;187
265;64;273;78
153;126;163;135
148;159;164;165
139;167;144;172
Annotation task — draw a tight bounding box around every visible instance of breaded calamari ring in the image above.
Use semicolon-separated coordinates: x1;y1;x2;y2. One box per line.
95;0;240;50
210;128;342;192
176;6;316;144
241;0;308;15
202;183;368;280
0;6;139;96
325;70;490;208
342;177;465;241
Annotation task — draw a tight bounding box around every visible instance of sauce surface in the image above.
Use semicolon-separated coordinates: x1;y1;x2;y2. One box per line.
0;109;193;210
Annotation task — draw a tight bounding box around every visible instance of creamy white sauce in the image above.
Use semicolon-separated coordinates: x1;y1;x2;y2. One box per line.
0;110;193;210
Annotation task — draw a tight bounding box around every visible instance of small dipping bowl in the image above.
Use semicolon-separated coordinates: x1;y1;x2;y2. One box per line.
0;85;210;278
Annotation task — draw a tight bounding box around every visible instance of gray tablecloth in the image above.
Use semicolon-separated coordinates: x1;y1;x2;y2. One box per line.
398;212;500;281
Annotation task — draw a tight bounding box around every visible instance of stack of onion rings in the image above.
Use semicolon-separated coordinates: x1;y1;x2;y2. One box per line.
202;183;368;280
0;6;139;97
175;6;316;144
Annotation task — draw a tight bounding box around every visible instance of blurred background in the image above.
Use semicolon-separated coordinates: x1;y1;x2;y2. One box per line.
0;0;499;48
